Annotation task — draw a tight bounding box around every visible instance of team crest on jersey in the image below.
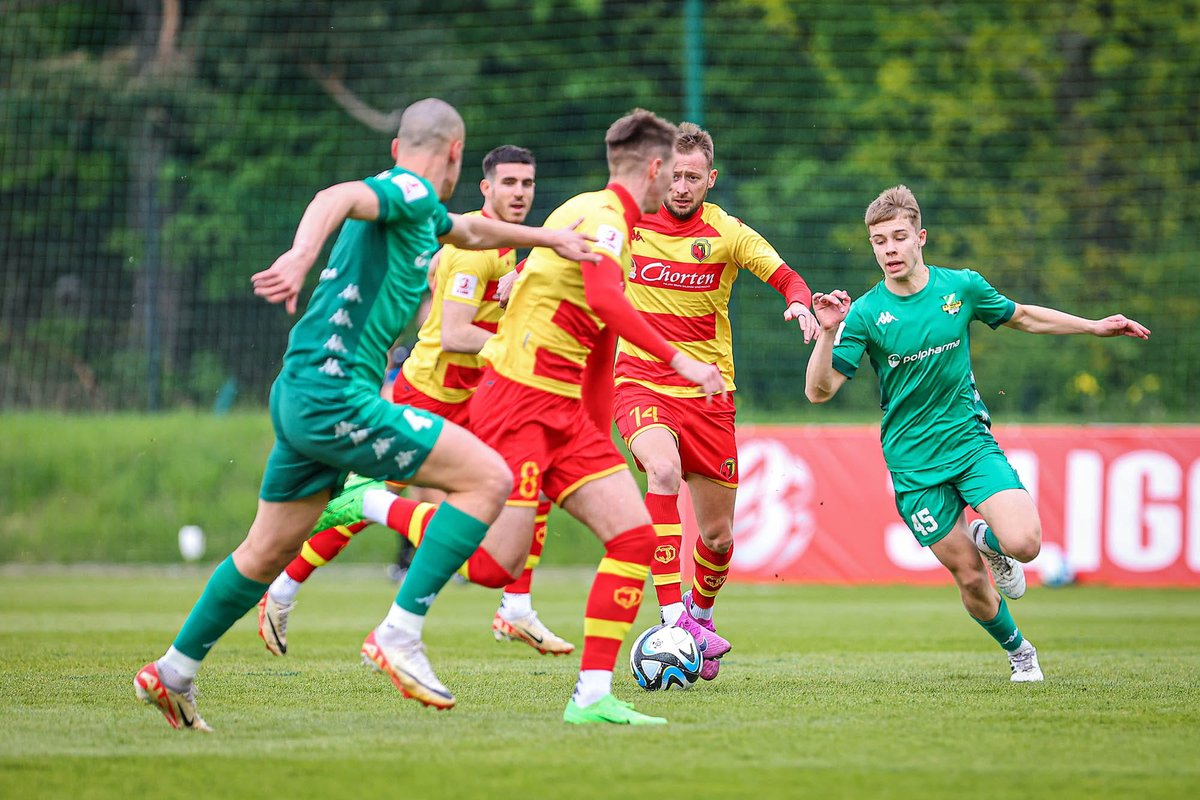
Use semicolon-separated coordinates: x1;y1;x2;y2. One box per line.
941;293;963;315
720;458;736;481
691;239;711;262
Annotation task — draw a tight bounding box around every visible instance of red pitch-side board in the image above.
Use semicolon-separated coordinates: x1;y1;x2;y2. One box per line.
678;425;1200;587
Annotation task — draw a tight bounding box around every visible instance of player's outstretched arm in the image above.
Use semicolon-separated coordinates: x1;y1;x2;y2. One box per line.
784;302;821;344
252;181;381;314
805;290;852;403
442;214;598;264
1005;304;1151;339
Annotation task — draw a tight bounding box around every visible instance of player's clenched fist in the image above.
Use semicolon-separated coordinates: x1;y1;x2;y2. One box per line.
669;353;725;397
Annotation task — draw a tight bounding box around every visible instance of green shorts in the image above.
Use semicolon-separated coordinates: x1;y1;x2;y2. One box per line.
259;378;445;502
890;440;1025;547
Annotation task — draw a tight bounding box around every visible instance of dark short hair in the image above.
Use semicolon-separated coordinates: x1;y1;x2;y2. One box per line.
482;145;536;179
605;109;677;173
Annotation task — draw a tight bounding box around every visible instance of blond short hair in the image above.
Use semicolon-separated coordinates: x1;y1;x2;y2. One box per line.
865;185;922;231
676;122;714;167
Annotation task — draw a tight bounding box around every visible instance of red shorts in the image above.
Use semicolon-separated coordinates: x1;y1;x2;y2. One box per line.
469;371;628;506
392;375;471;427
612;383;738;486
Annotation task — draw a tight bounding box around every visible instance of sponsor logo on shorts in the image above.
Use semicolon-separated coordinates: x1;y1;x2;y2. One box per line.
887;338;961;369
372;437;394;458
613;586;643;609
654;544;677;564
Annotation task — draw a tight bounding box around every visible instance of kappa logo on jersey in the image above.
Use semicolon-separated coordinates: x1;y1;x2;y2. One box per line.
318;358;346;377
449;272;479;300
390;172;429;202
876;311;899;326
320;266;338;281
329;309;353;328
691;238;711;262
629;257;723;292
323;334;348;354
630;229;644;242
338;284;362;303
594;224;624;258
941;293;963;315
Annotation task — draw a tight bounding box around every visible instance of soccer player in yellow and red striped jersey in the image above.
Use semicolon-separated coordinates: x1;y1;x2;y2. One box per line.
258;147;573;657
612;123;820;681
471;110;725;725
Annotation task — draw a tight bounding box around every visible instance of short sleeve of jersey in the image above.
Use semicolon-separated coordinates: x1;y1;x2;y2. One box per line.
965;269;1016;329
728;217;786;280
364;170;453;236
440;247;493;308
584;208;629;265
831;305;869;379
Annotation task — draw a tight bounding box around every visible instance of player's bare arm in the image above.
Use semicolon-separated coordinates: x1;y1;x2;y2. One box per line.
442;214;598;263
1004;304;1151;339
252;181;381;314
440;299;492;354
804;290;852;403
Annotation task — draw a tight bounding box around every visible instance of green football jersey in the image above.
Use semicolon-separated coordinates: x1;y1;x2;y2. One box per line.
279;167;452;397
831;265;1015;472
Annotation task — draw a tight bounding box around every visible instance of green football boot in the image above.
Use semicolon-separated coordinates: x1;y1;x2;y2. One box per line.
563;694;667;725
314;473;385;531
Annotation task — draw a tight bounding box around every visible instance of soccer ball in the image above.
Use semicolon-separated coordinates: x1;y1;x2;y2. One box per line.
629;623;703;691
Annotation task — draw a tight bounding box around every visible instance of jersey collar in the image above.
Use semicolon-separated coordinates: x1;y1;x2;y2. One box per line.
606;183;643;232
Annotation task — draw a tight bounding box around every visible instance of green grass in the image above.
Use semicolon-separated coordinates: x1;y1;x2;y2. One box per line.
1;569;1197;799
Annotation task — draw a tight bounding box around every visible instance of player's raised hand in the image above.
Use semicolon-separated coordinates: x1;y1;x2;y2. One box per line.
669;353;725;397
549;217;600;263
784;302;821;344
252;248;316;315
1092;314;1151;340
812;290;852;332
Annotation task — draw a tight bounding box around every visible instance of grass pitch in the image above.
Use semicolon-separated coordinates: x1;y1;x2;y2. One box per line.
1;567;1197;799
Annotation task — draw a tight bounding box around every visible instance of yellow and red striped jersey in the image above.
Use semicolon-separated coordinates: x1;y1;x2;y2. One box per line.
615;202;803;397
481;185;641;399
401;210;513;403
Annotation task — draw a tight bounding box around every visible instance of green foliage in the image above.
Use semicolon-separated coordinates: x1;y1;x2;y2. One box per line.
2;574;1198;797
1;1;1195;414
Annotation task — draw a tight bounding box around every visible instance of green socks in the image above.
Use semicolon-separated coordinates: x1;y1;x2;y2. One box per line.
395;502;489;615
973;595;1024;652
173;555;270;660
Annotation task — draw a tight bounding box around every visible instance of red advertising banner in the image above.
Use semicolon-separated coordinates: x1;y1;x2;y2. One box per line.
679;425;1200;587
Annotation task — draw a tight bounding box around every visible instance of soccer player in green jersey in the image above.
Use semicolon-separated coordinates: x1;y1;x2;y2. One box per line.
133;98;599;731
805;185;1150;682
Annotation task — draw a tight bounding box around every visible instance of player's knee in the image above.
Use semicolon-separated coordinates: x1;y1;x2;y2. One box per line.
952;565;992;599
476;451;514;506
643;457;682;493
1006;522;1042;563
700;527;733;554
